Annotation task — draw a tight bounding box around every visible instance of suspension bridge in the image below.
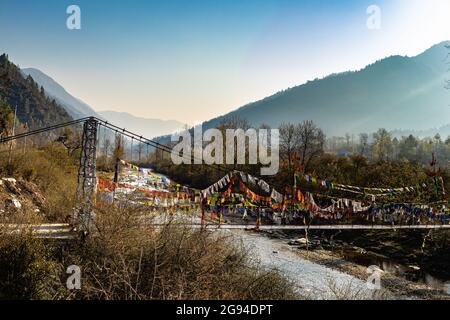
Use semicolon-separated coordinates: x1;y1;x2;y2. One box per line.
0;116;448;239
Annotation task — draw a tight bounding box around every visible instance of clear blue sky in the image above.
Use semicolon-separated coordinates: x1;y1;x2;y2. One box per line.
1;0;449;124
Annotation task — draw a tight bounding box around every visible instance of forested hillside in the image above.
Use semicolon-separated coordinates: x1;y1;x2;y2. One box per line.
0;54;72;131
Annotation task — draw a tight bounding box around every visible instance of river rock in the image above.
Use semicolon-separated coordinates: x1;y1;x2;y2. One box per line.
408;265;421;271
5;198;22;209
295;238;308;244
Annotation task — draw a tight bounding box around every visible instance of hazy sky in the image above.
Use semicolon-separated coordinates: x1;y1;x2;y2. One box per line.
1;0;450;125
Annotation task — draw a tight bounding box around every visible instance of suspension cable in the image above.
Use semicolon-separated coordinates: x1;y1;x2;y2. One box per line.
0;117;91;144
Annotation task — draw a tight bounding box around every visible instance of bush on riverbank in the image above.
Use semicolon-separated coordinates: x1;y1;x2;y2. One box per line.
0;144;298;300
65;204;298;300
0;204;298;300
0;230;67;300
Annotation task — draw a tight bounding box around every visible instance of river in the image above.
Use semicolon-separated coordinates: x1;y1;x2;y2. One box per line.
220;229;380;300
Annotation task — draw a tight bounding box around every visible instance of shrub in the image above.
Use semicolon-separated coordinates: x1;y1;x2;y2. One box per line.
0;230;66;300
66;204;298;300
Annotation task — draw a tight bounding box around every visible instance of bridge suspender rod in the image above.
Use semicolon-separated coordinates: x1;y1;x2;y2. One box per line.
97;120;300;194
98;121;230;174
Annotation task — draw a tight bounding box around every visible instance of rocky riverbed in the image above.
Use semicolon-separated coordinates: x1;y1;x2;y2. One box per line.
221;229;394;300
259;229;450;300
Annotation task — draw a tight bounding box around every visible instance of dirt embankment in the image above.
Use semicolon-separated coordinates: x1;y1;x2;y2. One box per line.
0;177;47;221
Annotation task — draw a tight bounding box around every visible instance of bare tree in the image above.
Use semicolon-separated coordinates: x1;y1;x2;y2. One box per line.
112;133;124;161
218;115;251;170
138;142;143;162
358;133;369;157
296;120;325;172
103;138;111;158
279;123;298;172
56;128;81;156
219;115;250;131
345;133;351;148
372;128;393;161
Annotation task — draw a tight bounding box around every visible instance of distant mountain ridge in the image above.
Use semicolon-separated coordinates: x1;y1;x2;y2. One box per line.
21;68;99;119
98;111;186;139
10;41;450;140
200;41;450;137
20;68;186;138
391;124;450;139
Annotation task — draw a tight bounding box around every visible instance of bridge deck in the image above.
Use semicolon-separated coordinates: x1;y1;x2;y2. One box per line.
204;224;450;230
2;223;450;239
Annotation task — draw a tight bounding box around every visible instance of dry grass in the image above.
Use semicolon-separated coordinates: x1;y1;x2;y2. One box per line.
324;277;392;300
66;203;299;300
0;202;299;300
0;145;298;300
0;145;374;300
0;229;66;300
0;144;78;222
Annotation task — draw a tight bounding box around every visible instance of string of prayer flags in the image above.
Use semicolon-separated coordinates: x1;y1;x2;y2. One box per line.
97;176;196;203
120;159;153;175
240;172;248;184
97;176;117;192
297;172;431;198
296;189;305;204
201;171;285;205
258;179;271;193
271;188;283;203
201;173;234;198
303;192;371;216
248;174;257;186
234;171;277;195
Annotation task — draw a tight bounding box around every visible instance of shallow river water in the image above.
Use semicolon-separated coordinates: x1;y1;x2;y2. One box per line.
222;229;377;300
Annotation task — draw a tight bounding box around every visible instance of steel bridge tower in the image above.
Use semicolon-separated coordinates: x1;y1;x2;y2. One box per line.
75;117;98;233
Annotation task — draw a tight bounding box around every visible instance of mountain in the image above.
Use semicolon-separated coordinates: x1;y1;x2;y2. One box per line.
0;54;72;130
391;124;450;139
22;68;186;138
21;68;99;119
201;41;450;137
98;111;186;139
